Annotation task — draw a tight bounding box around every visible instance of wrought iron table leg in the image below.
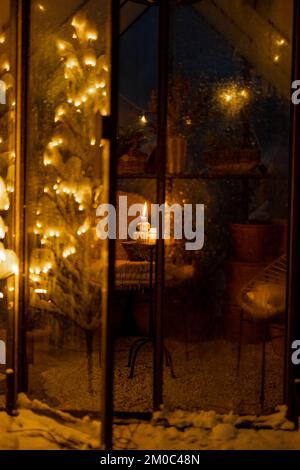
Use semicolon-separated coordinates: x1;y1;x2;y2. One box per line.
128;339;151;379
164;347;176;378
128;337;148;367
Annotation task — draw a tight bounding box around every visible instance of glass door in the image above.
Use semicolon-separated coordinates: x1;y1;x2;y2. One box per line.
162;0;293;415
0;0;17;409
113;3;159;415
23;0;115;440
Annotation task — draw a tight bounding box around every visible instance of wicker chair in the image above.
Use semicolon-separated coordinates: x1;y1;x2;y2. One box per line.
237;255;286;410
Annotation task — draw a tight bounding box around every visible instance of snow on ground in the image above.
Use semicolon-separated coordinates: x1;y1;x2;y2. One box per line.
0;395;300;450
0;394;101;450
116;420;300;450
117;406;299;450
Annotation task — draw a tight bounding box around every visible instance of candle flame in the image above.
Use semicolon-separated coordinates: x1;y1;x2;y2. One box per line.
143;202;147;218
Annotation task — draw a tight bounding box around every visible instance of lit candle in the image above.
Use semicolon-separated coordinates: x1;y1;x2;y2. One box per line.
141;203;148;223
138;203;150;234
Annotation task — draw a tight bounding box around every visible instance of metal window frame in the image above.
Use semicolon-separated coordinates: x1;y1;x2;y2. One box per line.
286;0;300;424
13;0;119;450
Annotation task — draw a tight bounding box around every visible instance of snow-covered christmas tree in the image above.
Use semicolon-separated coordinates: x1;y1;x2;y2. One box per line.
29;12;109;355
0;34;18;287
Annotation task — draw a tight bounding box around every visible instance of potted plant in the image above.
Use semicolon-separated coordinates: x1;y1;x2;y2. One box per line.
203;131;260;175
149;75;205;175
118;125;148;175
203;80;261;175
229;221;282;263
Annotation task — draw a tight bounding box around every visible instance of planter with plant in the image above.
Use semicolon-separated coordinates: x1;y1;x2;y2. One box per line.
118;125;149;175
203;132;260;175
204;81;261;175
150;75;205;175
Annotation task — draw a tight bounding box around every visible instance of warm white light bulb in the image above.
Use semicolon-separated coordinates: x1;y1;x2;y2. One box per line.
2;61;10;72
37;3;46;12
84;55;96;67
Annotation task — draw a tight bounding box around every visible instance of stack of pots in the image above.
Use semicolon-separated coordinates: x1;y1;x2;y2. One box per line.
223;221;286;344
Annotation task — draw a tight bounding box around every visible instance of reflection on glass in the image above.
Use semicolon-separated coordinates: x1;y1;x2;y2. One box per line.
26;0;111;414
0;0;17;407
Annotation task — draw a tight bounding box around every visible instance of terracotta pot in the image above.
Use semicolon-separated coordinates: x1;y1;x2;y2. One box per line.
167;136;187;174
229;223;281;263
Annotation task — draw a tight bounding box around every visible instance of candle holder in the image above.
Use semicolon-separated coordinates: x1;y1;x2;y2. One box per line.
122;240;155;262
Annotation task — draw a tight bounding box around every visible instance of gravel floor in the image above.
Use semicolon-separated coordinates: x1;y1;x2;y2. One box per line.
1;336;282;416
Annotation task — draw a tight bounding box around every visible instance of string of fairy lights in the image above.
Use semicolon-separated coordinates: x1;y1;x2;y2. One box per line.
0;19;19;293
26;9;109;297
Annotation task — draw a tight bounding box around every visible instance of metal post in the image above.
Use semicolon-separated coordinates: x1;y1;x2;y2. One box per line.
15;0;30;396
154;0;169;411
101;0;119;450
286;0;300;425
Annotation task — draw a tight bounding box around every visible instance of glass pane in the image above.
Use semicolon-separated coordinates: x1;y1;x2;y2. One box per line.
113;5;158;414
163;0;292;414
0;0;17;407
26;0;111;417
